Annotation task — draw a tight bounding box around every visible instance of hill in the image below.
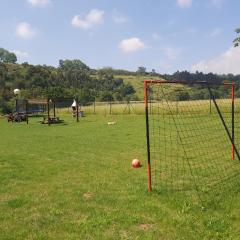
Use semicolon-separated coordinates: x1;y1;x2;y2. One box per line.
116;75;163;100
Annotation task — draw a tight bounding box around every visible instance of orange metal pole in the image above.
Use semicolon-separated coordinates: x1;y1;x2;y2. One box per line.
144;80;152;192
232;81;235;160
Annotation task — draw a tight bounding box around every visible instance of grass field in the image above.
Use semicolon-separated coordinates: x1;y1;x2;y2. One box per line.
1;113;240;239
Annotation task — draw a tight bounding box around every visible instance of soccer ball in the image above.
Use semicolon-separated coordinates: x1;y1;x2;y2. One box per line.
132;159;141;168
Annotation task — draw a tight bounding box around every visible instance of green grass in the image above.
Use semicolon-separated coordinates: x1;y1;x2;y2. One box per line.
1;114;240;239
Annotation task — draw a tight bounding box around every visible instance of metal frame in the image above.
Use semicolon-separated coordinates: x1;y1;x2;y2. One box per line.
144;80;239;192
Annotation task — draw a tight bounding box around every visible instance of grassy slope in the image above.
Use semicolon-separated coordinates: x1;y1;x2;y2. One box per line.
116;75;162;100
117;75;194;101
0;115;240;239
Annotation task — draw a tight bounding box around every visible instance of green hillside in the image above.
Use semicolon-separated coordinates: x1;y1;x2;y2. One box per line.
116;75;163;100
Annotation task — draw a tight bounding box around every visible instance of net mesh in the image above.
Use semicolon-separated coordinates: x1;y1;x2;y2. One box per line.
147;82;240;203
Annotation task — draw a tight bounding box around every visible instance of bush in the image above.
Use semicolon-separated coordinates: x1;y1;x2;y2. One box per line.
0;97;12;114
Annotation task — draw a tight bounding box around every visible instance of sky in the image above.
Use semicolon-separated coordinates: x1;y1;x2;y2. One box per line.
1;0;240;74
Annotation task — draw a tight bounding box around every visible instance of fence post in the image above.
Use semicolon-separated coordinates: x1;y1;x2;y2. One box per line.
47;98;50;126
53;100;56;117
232;81;235;160
176;100;179;115
76;97;79;122
26;100;29;124
93;99;96;114
109;101;112;115
209;98;212;114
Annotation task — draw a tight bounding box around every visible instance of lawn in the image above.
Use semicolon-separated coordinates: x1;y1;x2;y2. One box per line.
0;114;240;239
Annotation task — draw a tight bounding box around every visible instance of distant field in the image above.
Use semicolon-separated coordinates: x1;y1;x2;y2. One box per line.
75;97;240;116
1;112;240;239
116;75;163;99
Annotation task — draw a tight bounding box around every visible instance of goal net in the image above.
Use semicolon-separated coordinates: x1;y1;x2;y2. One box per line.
144;80;240;203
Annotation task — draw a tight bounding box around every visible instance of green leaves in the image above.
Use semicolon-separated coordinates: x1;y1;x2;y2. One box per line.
0;48;17;63
235;28;240;34
233;28;240;47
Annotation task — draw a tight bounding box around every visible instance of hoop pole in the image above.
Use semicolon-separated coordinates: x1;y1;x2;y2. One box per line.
144;80;152;192
232;81;235;160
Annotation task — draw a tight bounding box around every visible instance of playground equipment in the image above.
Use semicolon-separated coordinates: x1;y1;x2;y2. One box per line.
71;99;84;120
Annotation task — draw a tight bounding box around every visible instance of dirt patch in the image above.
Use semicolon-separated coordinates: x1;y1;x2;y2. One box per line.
83;192;92;199
139;223;154;231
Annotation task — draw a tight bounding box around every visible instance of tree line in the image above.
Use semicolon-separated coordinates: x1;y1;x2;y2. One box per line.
1;45;240;113
0;49;137;113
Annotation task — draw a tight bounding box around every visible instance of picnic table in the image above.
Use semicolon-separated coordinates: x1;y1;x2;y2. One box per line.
41;116;60;124
7;112;27;122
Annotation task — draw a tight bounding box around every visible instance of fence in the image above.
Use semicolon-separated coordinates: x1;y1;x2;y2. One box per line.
46;99;240;116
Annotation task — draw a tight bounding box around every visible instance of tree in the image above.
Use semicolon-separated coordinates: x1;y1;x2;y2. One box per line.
151;69;157;76
233;28;240;47
0;63;7;88
0;48;17;63
58;59;90;71
136;66;146;75
120;83;135;97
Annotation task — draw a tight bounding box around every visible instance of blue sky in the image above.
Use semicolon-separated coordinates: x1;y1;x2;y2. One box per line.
1;0;240;74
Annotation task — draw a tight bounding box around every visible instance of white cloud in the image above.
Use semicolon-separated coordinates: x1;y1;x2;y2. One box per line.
208;28;222;37
161;47;182;60
112;9;128;24
119;37;146;53
71;9;104;29
177;0;192;8
27;0;50;7
191;47;240;74
16;22;36;39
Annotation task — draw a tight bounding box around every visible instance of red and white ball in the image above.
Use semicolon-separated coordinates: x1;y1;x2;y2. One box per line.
132;159;141;168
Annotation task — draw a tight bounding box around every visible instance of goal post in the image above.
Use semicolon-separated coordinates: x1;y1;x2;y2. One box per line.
144;80;152;192
144;80;240;196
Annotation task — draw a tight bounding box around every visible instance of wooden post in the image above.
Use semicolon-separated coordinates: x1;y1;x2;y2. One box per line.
76;97;79;122
176;100;179;115
109;101;112;115
53;100;56;117
15;98;18;113
26;100;29;124
47;98;50;126
209;98;212;114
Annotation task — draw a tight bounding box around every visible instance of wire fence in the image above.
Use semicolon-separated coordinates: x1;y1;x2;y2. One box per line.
54;99;239;116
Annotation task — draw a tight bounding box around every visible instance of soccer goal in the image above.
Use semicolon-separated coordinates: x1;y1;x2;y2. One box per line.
144;80;240;199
